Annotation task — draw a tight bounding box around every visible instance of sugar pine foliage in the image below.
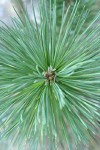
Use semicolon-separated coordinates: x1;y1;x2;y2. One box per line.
0;0;100;149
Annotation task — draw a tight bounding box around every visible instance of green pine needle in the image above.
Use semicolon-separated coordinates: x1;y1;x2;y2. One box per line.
48;0;98;28
0;0;100;149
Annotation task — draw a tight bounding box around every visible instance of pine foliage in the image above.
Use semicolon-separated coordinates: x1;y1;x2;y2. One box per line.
49;0;98;27
0;0;100;149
